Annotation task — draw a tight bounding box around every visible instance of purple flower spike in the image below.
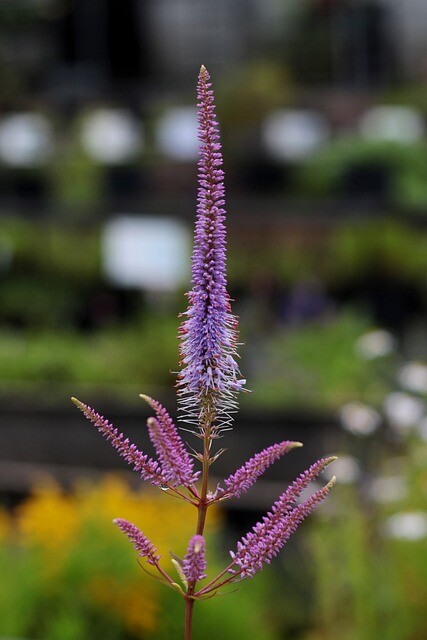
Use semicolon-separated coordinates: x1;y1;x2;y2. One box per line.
183;534;207;583
274;456;337;515
177;65;245;433
71;397;166;487
141;394;197;488
222;441;303;499
114;518;160;566
231;476;336;579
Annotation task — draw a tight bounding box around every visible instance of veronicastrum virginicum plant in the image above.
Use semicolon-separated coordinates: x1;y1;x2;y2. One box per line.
72;65;336;640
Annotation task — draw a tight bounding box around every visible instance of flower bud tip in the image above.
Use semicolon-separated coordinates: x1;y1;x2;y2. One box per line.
326;476;337;489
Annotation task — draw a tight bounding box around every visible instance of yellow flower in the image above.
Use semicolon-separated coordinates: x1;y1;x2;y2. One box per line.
88;575;158;634
17;478;79;552
11;473;223;634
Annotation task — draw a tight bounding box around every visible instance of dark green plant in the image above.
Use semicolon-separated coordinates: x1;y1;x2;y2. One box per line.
297;137;427;211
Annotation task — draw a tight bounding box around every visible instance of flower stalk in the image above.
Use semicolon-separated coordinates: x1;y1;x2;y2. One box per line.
72;65;335;640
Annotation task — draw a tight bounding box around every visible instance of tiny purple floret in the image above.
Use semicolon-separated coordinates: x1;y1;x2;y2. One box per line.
183;534;207;583
114;518;160;566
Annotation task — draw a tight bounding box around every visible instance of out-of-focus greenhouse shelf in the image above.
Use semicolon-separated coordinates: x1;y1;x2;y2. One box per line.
2;211;422;464
0;393;347;507
0;310;391;409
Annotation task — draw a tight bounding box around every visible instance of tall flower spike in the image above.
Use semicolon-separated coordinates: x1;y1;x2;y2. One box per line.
231;476;336;579
71;397;166;486
183;534;207;583
221;440;303;499
177;65;245;433
141;394;198;488
114;518;161;566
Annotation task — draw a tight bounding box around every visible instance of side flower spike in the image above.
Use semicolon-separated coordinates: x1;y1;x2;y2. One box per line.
273;456;337;516
114;518;161;566
221;441;303;499
71;397;166;487
141;394;197;488
231;476;336;579
183;534;207;583
177;64;245;434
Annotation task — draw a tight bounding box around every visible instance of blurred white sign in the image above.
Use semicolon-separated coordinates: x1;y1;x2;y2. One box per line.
360;106;425;144
103;216;190;291
262;109;330;161
156;107;198;161
0;113;53;167
81;108;142;164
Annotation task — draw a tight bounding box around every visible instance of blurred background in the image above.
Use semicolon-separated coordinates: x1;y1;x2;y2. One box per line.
1;0;427;638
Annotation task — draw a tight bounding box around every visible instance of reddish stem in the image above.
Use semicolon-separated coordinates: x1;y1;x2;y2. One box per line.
184;597;195;640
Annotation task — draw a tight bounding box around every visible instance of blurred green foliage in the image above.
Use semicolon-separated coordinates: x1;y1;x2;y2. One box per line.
297;138;427;211
0;476;281;640
4;216;427;408
0;317;178;388
305;438;427;640
229;219;427;287
325;220;427;284
49;140;104;212
1;217;100;282
244;312;388;411
218;59;293;135
0;311;389;410
2;444;425;640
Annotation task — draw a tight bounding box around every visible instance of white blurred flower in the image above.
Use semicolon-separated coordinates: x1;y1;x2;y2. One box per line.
398;362;427;394
0;113;53;167
156;107;198;161
81;109;142;164
323;455;361;484
355;330;396;359
262;109;330;161
383;392;424;433
340;402;382;436
360;106;425;144
369;475;407;504
385;512;427;541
